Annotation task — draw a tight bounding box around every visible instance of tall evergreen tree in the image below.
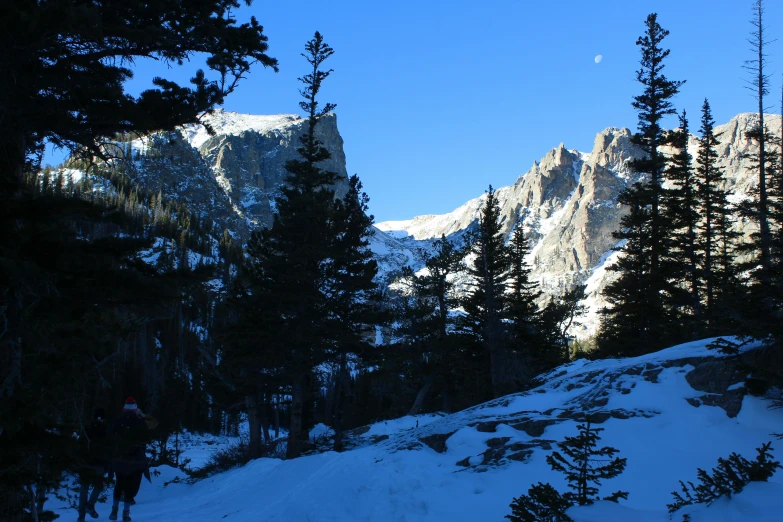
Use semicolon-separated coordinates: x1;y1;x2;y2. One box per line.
0;3;276;517
743;0;773;279
506;221;547;372
754;128;783;346
326;174;379;451
694;99;741;334
238;32;339;459
388;267;440;411
463;186;513;397
598;13;683;356
734;131;781;347
408;234;464;413
665;112;701;339
696;101;720;327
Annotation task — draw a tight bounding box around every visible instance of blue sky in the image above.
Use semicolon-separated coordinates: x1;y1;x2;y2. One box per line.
46;0;783;222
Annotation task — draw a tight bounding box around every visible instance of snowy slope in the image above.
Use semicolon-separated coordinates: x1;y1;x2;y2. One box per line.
367;226;427;283
49;339;783;521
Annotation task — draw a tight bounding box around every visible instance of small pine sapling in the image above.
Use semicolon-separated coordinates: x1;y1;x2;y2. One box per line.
668;442;781;513
507;420;627;522
506;483;572;522
547;421;628;505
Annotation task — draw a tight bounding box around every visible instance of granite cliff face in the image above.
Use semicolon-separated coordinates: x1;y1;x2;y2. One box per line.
179;111;349;223
121;110;349;239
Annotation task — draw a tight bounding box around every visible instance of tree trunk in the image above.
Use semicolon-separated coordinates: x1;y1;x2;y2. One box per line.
34;483;45;516
442;375;454;414
274;395;280;439
409;374;433;415
332;354;350;452
0;131;26;197
756;14;770;280
488;318;514;398
245;391;261;458
261;392;271;444
286;374;305;459
27;485;38;522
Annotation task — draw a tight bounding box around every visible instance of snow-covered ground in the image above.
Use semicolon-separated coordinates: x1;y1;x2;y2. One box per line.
49;339;783;521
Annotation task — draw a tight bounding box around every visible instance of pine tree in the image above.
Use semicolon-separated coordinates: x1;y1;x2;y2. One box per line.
326;174;379;451
743;0;773;279
733;124;782;346
665;112;701;339
420;235;464;343
236;32;339;459
756;128;783;346
408;234;464;413
507;482;573;522
506;221;547;373
463;186;513;398
598;13;683;357
668;442;781;513
771;83;783;347
540;284;587;366
0;0;277;196
0;3;276;516
506;421;627;522
695;99;741;333
546;421;629;506
392;268;439;414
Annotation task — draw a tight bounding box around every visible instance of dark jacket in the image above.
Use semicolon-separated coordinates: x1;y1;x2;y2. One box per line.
78;419;108;477
82;419;109;467
109;412;150;476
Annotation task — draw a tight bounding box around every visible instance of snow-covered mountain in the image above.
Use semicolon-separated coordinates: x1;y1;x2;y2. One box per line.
48;339;783;521
377;113;783;338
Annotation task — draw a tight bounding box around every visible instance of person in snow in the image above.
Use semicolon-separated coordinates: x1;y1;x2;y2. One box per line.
77;407;109;522
108;397;156;522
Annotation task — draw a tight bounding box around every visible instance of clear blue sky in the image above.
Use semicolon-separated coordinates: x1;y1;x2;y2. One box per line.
46;0;783;223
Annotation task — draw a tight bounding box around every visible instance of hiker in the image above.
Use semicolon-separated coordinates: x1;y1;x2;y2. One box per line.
77;407;108;522
108;397;156;522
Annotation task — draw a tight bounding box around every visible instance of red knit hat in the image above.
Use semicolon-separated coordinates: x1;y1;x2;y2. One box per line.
124;396;138;411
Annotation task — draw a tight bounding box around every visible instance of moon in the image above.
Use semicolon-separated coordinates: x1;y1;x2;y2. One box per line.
594;54;603;64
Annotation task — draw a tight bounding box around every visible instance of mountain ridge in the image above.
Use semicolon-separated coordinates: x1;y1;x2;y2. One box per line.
378;111;782;337
66;110;782;336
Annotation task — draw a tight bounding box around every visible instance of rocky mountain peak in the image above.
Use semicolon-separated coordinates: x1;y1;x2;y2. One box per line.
586;127;635;173
525;142;580;183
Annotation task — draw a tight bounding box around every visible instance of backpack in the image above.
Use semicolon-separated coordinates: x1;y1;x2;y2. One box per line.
112;412;147;459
